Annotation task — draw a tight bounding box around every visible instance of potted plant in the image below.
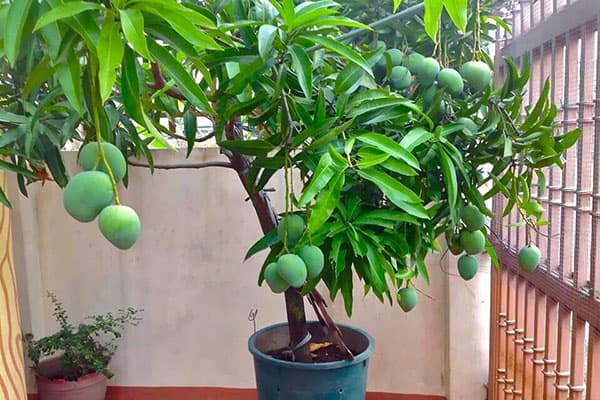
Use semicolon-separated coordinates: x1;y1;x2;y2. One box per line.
0;0;579;398
25;293;142;400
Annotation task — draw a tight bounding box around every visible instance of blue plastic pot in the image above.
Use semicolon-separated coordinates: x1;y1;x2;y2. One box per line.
248;321;375;400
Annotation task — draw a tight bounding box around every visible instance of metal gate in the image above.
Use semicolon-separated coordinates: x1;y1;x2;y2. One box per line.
489;0;600;399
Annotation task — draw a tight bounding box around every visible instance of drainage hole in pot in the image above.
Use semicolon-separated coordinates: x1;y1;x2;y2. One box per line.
338;388;343;393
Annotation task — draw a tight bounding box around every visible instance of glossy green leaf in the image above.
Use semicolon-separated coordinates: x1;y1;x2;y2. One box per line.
121;47;143;122
301;34;373;77
298;153;336;206
309;170;345;231
34;1;102;31
183;109;197;158
148;40;212;113
357;132;420;170
4;0;34;66
424;0;443;40
289;45;313;99
442;0;467;32
400;129;434;153
141;113;175;150
0;111;27;124
393;0;403;12
55;50;83;115
358;168;424;209
120;9;152;60
437;145;458;222
0;159;35;178
245;228;280;260
150;8;221;50
335;63;365;95
97;21;124;103
258;24;278;59
219;140;274;156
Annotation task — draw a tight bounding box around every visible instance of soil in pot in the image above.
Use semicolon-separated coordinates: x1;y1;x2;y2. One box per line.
267;341;359;363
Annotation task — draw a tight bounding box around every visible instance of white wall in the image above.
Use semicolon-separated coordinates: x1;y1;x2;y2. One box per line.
10;148;489;398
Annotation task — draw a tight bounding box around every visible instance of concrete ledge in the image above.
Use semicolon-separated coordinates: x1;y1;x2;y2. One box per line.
28;387;447;400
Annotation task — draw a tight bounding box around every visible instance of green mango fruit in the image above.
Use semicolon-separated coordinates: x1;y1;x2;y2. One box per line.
459;230;486;255
297;245;325;279
437;68;464;96
264;262;290;293
79;142;127;182
397;287;417;312
277;214;305;246
63;171;114;223
276;254;307;288
460;61;492;92
461;205;486;232
98;205;141;250
457;255;479;280
518;245;541;272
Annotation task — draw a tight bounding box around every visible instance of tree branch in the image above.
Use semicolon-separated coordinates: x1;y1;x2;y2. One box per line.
128;160;233;170
148;62;186;101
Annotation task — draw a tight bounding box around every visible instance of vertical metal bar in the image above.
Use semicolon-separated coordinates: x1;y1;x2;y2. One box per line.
543;298;558;400
490;264;501;400
498;268;509;400
505;271;518;399
586;328;600;400
554;305;571;400
512;277;527;397
521;284;536;400
572;26;586;288
559;34;571;281
591;19;600;297
547;37;560;275
531;290;547;400
568;317;586;400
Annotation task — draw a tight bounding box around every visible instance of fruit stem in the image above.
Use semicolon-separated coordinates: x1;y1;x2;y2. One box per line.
88;54;120;205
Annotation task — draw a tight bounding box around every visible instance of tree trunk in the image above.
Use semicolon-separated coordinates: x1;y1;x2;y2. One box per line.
224;122;311;362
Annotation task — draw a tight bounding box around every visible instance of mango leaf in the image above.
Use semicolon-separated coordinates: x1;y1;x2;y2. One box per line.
219;139;274;156
400;127;434;151
335;63;365;95
120;9;152;60
424;0;443;40
258;24;278;59
34;1;102;31
55;50;83;115
141;113;175;150
340;266;354;317
245;228;280;260
148;40;212;113
121;47;143;122
298;153;335;206
4;0;34;66
0;159;34;178
300;34;373;77
484;237;500;270
415;256;429;284
150;7;220;50
358;168;424;208
442;0;467;32
289;45;313;99
183;109;197;158
437;144;458;223
380;158;417;176
0;111;27;124
393;0;403;11
97;21;124;103
309;170;345;232
357;132;420;170
0;185;11;208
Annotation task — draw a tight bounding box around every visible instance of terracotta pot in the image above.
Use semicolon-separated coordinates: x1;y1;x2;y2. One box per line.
36;373;107;400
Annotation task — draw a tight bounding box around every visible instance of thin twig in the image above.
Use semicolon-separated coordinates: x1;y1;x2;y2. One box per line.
128;160;234;170
165;131;216;143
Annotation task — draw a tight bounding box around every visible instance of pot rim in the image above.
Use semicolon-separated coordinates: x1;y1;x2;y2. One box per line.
248;321;374;370
35;372;106;385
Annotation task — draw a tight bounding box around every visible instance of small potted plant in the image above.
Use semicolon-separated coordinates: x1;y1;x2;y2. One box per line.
25;293;142;400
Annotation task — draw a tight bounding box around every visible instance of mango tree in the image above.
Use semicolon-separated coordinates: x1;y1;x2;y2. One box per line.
0;0;580;361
